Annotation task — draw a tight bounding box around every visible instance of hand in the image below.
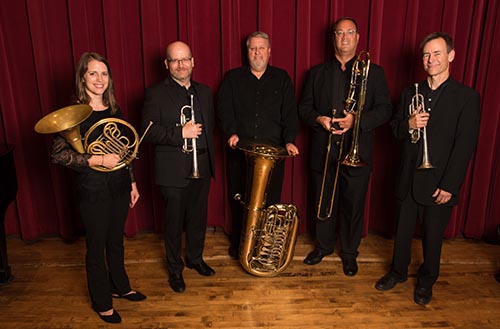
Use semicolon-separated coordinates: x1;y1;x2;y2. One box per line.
286;143;299;157
432;188;452;205
228;134;239;149
129;182;140;208
101;153;120;168
182;121;203;139
316;116;334;132
331;110;354;135
409;111;430;130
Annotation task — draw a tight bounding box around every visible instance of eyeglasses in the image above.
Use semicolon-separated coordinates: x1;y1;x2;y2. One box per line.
167;57;192;65
334;29;357;37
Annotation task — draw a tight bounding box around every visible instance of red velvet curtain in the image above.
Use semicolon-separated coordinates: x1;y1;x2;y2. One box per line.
1;0;499;242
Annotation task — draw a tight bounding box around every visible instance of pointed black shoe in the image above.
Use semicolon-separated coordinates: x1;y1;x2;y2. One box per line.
414;286;433;305
94;308;121;324
187;260;216;276
112;290;147;301
303;249;331;265
169;273;186;293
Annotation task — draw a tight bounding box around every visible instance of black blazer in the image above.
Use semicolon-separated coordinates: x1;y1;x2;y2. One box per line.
391;78;480;206
299;59;393;173
141;77;215;188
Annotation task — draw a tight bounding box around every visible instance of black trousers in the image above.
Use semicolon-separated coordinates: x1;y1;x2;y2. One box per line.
80;192;131;312
226;147;285;249
160;172;210;275
312;164;370;260
390;192;453;289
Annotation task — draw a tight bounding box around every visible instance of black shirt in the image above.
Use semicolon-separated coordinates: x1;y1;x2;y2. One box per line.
217;65;299;147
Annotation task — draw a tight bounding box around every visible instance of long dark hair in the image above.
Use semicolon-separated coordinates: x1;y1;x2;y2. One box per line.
75;52;117;113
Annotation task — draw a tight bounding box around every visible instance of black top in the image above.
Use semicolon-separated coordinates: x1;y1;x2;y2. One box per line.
51;107;132;203
217;65;299;147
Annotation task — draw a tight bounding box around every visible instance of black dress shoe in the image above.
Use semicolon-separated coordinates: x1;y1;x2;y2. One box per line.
303;249;331;265
228;246;239;259
342;258;358;276
94;308;121;324
169;273;186;293
187;260;216;276
414;286;432;305
112;290;147;301
375;272;407;291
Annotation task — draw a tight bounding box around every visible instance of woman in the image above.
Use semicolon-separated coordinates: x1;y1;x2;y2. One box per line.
51;52;146;323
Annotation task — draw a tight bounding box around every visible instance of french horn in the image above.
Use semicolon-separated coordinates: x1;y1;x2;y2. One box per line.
35;104;152;172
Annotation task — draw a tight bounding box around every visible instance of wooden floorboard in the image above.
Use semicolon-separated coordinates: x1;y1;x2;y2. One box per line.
1;231;499;329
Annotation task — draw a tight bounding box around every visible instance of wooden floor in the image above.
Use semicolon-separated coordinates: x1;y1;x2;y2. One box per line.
1;230;499;329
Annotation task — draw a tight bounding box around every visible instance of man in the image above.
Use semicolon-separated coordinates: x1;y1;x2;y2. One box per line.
299;17;392;276
375;32;480;305
217;31;300;259
141;41;216;293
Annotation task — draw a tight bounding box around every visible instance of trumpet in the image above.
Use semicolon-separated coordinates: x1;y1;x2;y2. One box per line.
409;83;435;169
179;94;201;179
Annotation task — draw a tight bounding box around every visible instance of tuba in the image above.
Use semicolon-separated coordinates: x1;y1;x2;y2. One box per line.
317;51;370;220
409;83;435;169
35;104;152;172
235;142;299;277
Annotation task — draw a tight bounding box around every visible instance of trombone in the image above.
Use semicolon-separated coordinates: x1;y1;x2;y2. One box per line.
179;94;201;179
316;51;370;220
409;83;435;169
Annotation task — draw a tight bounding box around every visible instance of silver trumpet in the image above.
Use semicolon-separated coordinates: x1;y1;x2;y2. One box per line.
409;83;435;169
179;94;201;179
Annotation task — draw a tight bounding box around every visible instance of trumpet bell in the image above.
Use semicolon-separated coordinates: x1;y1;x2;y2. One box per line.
34;104;92;153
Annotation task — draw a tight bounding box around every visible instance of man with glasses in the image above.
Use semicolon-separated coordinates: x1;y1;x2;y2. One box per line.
217;31;300;259
299;17;392;276
141;41;216;293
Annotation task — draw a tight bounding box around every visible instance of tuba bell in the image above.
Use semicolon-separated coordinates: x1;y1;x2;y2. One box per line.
235;142;299;277
35;104;152;172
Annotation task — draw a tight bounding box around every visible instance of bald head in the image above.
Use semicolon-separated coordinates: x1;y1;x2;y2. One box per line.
166;41;192;59
165;41;194;87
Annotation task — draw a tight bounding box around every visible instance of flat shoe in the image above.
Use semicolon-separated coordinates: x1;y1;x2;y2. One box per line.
95;309;121;324
112;290;147;301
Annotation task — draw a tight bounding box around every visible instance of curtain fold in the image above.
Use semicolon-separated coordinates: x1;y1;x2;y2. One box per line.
0;0;498;242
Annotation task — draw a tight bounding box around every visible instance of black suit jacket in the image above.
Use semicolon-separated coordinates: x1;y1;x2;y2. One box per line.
141;77;215;188
391;78;480;206
299;59;393;173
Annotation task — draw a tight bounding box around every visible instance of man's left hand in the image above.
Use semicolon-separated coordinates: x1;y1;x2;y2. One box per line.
331;110;355;135
432;188;452;205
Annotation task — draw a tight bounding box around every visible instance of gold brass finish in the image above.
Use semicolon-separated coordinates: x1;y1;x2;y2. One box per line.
35;105;152;172
34;105;93;153
236;142;299;277
341;51;370;168
409;83;435;169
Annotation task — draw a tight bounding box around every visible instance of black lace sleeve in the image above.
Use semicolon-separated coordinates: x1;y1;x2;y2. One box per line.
51;135;91;167
127;162;136;183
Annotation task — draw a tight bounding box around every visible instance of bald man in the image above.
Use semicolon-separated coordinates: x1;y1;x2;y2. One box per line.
141;41;216;293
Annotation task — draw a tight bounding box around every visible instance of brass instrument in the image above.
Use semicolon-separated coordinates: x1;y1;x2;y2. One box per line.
409;83;435;169
341;50;370;167
316;51;370;220
179;94;201;179
235;142;299;277
35;104;152;172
